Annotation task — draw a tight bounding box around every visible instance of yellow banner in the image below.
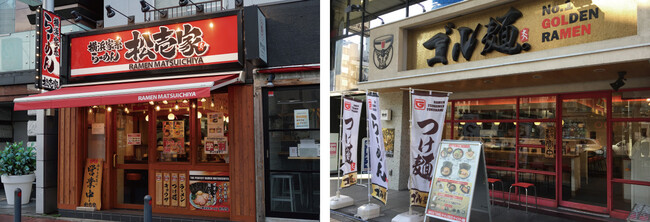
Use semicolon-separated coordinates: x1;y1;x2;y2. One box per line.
340;172;357;188
80;158;103;210
372;184;387;204
410;189;429;207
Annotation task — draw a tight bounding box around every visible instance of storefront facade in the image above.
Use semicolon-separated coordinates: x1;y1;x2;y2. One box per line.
14;5;268;221
361;0;649;219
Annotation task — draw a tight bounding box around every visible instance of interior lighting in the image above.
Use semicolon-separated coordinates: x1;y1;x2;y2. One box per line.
88;108;93;113
155;106;160;111
175;104;179;110
494;122;500;126
163;100;168;104
182;99;188;103
149;101;154;105
200;98;206;102
534;122;541;126
197;111;202;119
107;107;112;112
145;115;149;121
167;113;175;120
476;122;482;126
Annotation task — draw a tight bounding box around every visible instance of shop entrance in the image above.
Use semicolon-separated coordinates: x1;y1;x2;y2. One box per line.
558;94;608;213
113;106;150;208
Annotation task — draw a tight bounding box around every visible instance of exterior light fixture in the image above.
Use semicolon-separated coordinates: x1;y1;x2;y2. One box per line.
140;0;168;18
610;71;626;91
346;4;385;24
106;5;135;24
179;0;204;13
71;10;102;29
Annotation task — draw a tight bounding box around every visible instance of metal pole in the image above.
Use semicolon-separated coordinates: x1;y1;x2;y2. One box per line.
336;95;344;198
365;90;371;204
408;88;413;215
406;0;410;17
14;188;21;222
144;195;152;222
358;0;366;83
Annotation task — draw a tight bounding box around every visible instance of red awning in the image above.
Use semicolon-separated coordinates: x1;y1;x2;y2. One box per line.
14;74;240;111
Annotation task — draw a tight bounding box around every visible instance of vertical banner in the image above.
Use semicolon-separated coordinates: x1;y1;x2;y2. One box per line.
367;93;389;204
155;172;163;205
37;9;61;90
171;173;179;206
80;158;103;210
163;173;171;206
340;97;362;188
409;91;449;207
179;173;187;207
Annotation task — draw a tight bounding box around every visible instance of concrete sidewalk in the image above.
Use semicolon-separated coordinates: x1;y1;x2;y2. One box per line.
329;177;625;222
0;187;107;222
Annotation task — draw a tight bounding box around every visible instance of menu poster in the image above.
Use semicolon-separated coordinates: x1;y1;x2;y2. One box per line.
163;121;185;154
127;133;141;145
204;137;228;154
294;109;310;129
179;173;187;207
189;171;230;212
163;138;185;154
155;173;163;205
80;158;103;210
207;113;224;138
163;173;171;206
425;141;483;222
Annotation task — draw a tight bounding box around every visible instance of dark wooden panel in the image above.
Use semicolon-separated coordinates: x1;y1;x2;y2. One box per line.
228;85;256;221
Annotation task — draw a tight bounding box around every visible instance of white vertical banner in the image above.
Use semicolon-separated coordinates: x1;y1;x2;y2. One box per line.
409;91;449;207
367;93;388;204
340;97;363;188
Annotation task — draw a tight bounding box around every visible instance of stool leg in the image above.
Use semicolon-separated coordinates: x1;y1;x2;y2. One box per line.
490;183;494;206
500;181;504;205
507;186;513;210
525;188;528;214
534;186;538;209
289;178;295;212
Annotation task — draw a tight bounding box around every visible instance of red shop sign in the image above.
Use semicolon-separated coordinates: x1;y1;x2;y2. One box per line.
40;9;61;90
70;15;239;77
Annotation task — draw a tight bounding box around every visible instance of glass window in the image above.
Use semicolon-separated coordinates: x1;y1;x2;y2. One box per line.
613;182;650;212
156;100;190;162
455;122;516;168
518;122;555;146
487;169;515;190
519;96;556;119
518;147;555;172
116;104;149;164
612;122;650;182
87;106;106;160
454;98;516;120
517;172;555;199
265;86;319;217
197;94;230;163
612;90;650;119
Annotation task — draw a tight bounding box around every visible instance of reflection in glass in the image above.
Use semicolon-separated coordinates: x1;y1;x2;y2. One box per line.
454;98;516;120
455;122;516;168
116;105;149;164
519;96;556;119
613;182;650;212
612;91;650;118
156;100;190;162
198;94;230;163
612;122;650;182
517;172;555;199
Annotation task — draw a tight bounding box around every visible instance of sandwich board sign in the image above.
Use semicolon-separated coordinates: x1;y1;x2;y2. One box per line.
424;140;492;222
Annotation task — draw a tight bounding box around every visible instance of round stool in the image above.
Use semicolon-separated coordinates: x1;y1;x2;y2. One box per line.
487;178;504;206
507;182;538;213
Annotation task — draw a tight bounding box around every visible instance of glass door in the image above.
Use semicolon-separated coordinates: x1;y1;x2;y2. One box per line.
263;85;320;219
559;94;608;213
114;105;150;208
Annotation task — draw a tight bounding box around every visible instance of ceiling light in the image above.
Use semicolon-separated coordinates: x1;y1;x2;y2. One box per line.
149;101;154;105
168;113;175;120
155;106;160;111
163;100;168;104
197;111;202;119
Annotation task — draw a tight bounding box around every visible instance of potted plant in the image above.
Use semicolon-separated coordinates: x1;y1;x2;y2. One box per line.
0;142;36;205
